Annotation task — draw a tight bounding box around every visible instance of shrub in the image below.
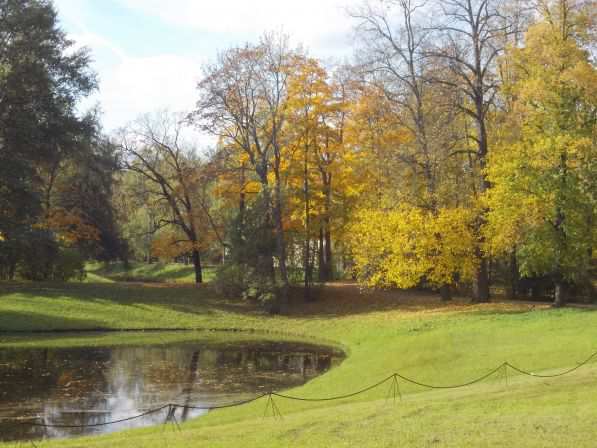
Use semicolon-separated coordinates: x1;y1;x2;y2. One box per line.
16;230;86;281
53;248;86;281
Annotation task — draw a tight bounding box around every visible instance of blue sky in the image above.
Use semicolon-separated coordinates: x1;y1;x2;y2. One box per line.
53;0;359;133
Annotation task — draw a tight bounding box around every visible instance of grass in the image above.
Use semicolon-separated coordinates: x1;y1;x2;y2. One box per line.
85;261;216;283
0;281;596;447
0;329;336;350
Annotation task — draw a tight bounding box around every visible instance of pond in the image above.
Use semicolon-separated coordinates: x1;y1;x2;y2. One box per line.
0;332;344;442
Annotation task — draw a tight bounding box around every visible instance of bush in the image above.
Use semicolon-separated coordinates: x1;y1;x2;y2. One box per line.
214;193;280;310
0;239;20;280
213;263;248;299
17;231;59;281
15;230;86;281
53;248;86;281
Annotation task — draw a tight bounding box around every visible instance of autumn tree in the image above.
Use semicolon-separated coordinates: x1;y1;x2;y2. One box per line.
313;68;355;282
486;0;597;306
349;0;475;298
119;112;219;284
350;206;477;291
194;33;299;311
285;57;330;293
423;0;517;301
284;57;353;291
353;0;440;209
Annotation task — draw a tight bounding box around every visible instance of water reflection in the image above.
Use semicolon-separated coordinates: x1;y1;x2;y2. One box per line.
0;338;343;442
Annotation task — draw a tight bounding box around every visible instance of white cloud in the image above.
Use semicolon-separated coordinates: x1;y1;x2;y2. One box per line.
121;0;356;58
54;0;362;138
97;54;201;131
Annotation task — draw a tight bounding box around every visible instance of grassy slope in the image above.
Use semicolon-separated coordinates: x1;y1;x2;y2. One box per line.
86;261;216;283
0;282;596;447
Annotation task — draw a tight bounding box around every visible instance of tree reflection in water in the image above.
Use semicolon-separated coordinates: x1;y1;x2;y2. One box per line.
0;339;342;442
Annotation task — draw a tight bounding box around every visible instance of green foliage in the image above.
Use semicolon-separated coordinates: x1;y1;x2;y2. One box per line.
0;0;124;278
212;263;249;299
214;194;279;307
53;248;87;282
6;230;87;281
487;13;597;285
0;0;96;232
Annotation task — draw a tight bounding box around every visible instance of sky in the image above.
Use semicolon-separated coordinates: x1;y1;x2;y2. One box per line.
53;0;361;135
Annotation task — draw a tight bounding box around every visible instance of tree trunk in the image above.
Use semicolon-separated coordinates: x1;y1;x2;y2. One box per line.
439;284;452;301
192;249;203;284
318;225;325;282
552;152;568;307
256;170;278;304
553;280;567;307
324;223;332;281
320;177;333;281
239;162;246;224
274;204;289;312
472;118;491;303
8;262;16;281
303;142;312;301
272;166;289;314
473;257;490;302
507;250;519;299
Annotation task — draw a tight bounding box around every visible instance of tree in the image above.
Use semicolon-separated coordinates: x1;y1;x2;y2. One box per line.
285;57;329;294
349;205;477;291
0;0;96;227
113;170;160;262
119;112;219;284
426;0;515;302
353;0;440;209
486;0;597;306
194;33;300;311
350;0;474;299
285;57;352;291
0;0;114;279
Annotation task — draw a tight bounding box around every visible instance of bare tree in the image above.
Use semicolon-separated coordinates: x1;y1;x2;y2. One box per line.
425;0;516;302
118;112;217;284
352;0;466;299
352;0;438;208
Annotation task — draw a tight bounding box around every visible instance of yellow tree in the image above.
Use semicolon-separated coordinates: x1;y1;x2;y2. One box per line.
344;83;406;208
349;206;477;290
285;56;331;292
486;0;597;306
344;75;472;297
285;58;355;286
195;34;302;311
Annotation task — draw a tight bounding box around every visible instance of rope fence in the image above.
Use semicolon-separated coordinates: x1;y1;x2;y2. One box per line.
15;349;597;429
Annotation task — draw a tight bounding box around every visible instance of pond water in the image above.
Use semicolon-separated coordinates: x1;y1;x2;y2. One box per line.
0;333;343;442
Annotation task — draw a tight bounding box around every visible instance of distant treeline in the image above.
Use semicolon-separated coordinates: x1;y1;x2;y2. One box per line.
1;0;595;310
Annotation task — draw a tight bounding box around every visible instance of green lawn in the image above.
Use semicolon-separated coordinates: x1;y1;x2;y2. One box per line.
85;261;216;283
0;282;596;447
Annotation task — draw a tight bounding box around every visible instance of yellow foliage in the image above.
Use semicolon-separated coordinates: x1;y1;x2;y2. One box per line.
485;11;597;279
349;206;477;288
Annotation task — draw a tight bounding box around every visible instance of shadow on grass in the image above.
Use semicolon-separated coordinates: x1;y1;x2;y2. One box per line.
0;281;257;323
286;283;475;318
89;262;215;283
2;282;592;331
286;283;597;319
0;309;106;332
